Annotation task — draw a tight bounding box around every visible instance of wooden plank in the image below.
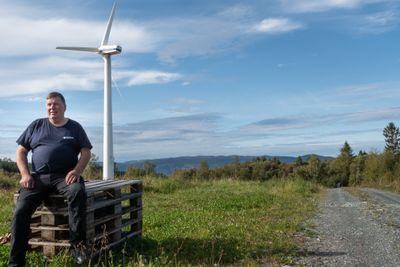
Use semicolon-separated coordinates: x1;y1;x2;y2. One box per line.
85;180;124;191
120;192;142;201
121;218;141;228
28;240;71;247
31;225;69;231
86;180;142;194
91;213;121;227
34;209;68;215
88;197;124;212
121;206;141;215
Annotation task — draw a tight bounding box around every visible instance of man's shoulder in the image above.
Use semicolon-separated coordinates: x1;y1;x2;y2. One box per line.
67;119;83;128
29;118;48;128
66;119;86;132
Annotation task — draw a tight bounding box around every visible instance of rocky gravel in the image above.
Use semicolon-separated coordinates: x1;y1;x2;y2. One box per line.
295;187;400;266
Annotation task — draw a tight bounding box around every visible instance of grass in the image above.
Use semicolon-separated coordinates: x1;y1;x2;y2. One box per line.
134;177;320;266
0;177;320;266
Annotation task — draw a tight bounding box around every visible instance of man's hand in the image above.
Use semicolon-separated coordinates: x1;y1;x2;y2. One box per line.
19;175;34;188
65;170;80;185
16;145;33;188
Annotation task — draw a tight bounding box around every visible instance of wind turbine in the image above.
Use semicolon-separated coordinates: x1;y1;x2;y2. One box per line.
57;2;121;180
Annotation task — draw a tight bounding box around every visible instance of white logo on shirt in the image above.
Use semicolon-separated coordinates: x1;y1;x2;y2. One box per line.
63;136;75;140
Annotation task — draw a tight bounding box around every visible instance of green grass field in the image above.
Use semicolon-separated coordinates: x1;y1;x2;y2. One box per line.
0;177;320;266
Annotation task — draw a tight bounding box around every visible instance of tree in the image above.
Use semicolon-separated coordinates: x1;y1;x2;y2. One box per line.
307;155;323;182
143;160;156;176
294;156;304;166
328;141;354;187
0;157;19;173
197;160;210;179
349;154;366;186
125;165;145;178
82;153;102;179
383;122;400;155
294;155;326;183
340;141;353;158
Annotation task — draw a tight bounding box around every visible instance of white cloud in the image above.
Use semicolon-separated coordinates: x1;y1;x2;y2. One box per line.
0;14;154;57
346;107;400;122
252;18;304;33
173;97;205;105
0;73;100;98
335;81;400;101
217;4;253;19
10;96;43;102
356;10;399;33
165;97;206;114
124;70;183;86
281;0;388;13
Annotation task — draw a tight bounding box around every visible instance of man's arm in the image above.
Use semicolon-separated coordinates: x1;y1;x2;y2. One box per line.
16;145;33;188
65;147;91;185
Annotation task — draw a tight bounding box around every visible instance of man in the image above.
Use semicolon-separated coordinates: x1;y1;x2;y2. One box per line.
9;92;92;267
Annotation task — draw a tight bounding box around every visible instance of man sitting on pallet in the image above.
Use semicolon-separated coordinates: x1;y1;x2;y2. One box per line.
9;92;92;267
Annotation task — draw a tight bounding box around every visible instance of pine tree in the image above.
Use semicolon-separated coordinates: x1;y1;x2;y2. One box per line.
340;141;353;158
329;141;353;187
383;122;400;155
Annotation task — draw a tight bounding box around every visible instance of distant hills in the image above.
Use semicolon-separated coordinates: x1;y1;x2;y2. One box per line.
116;154;334;175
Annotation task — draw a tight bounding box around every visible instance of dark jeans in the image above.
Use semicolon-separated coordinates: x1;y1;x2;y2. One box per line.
8;174;87;267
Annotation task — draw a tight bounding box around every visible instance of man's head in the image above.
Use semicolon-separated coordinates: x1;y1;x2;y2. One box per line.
46;91;66;124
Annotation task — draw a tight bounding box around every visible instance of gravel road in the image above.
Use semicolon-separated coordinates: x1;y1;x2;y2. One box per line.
295;187;400;266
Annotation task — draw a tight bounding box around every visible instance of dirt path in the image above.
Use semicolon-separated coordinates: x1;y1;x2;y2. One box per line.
295;187;400;266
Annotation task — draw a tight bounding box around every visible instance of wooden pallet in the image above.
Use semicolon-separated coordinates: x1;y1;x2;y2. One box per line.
13;179;143;257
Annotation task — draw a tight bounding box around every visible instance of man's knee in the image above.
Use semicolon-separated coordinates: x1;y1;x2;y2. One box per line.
14;197;39;222
13;205;31;223
68;181;86;200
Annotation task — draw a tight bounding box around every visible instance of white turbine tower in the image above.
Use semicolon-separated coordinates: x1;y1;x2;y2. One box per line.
57;3;121;180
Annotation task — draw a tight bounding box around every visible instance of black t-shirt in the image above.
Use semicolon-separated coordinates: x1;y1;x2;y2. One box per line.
17;118;92;174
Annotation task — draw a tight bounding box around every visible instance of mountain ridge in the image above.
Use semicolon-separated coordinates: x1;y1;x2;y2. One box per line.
115;154;334;175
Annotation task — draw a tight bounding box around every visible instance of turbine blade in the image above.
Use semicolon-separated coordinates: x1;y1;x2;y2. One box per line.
112;75;123;99
56;46;99;52
101;2;117;46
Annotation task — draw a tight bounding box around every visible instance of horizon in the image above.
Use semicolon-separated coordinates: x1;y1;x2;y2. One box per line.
1;0;399;161
97;153;334;164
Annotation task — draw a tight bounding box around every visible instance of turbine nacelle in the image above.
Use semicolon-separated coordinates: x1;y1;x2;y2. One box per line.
99;45;122;55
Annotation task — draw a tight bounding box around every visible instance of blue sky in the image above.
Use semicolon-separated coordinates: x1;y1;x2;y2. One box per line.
1;0;400;162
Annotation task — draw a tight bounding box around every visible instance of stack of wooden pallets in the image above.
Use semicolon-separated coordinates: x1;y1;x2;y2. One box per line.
13;179;143;257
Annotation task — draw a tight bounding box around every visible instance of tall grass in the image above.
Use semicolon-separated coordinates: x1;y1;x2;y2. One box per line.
0;177;320;266
133;177;320;266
